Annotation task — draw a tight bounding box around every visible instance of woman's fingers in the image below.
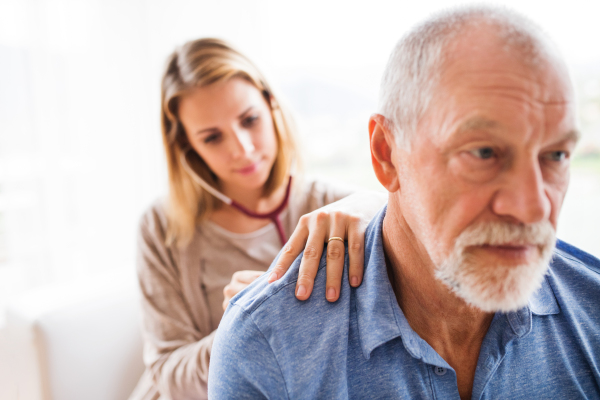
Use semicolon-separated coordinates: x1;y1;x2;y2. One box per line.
295;212;328;300
234;270;264;284
325;212;347;302
223;270;265;310
267;204;368;302
222;280;245;310
346;215;365;287
268;220;308;283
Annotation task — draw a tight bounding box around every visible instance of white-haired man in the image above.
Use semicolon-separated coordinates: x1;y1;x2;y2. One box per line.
209;6;600;399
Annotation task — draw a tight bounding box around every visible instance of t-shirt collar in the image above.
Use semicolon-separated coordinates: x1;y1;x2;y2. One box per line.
528;273;560;316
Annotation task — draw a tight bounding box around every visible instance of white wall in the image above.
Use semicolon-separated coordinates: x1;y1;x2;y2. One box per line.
0;0;599;325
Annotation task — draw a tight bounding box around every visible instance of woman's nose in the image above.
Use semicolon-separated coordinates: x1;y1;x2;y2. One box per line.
231;130;255;157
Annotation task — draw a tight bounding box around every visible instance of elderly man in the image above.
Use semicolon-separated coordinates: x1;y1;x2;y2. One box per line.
209;6;600;399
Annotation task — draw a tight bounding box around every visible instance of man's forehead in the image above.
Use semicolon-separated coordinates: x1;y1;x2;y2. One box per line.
423;67;577;148
455;115;580;143
456;117;499;134
439;24;573;101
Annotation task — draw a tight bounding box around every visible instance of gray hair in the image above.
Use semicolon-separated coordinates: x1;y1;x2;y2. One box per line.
378;5;556;149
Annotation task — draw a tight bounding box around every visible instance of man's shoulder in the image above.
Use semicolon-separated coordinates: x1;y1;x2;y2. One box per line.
220;243;356;358
211;247;354;398
209;262;304;399
552;239;600;282
230;246;339;319
229;264;301;317
547;240;600;319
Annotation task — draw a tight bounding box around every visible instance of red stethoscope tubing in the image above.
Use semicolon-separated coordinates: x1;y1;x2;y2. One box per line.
229;176;291;245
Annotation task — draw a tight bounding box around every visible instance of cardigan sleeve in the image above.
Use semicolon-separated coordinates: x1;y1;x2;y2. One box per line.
134;204;213;400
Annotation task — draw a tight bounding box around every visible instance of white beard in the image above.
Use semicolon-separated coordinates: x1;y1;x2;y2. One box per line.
434;221;556;313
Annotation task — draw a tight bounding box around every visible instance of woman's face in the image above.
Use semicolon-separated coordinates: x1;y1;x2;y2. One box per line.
178;78;278;196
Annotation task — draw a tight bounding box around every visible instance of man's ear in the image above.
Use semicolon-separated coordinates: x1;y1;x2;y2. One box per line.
369;114;400;192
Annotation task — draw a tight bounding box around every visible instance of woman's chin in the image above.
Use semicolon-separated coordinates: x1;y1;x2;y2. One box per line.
222;175;270;196
219;160;277;197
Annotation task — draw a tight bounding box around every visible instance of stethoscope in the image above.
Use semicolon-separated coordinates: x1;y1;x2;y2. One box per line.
180;151;291;245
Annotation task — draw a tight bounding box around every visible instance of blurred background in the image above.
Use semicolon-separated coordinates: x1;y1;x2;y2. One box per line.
0;0;599;399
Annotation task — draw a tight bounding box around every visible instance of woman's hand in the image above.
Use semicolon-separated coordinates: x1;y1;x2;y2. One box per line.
268;191;387;302
222;270;264;310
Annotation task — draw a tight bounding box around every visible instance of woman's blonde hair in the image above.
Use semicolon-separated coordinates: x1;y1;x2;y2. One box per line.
161;38;298;245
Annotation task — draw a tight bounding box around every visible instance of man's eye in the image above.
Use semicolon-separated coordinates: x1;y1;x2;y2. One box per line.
241;115;259;128
546;151;568;162
469;147;495;159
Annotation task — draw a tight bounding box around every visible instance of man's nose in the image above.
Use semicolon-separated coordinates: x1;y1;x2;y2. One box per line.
491;157;551;224
230;129;255;157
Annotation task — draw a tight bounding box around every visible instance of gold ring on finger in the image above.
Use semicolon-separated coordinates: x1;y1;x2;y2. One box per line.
327;237;344;243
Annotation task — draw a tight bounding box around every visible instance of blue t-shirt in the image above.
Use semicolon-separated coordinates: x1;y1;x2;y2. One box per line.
209;206;600;399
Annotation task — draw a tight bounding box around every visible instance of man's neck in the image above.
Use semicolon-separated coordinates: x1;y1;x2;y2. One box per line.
382;199;494;400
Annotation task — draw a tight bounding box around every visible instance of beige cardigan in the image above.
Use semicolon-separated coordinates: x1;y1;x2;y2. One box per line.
129;179;352;400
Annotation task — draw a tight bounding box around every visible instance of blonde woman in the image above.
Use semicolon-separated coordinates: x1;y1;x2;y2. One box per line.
129;38;385;400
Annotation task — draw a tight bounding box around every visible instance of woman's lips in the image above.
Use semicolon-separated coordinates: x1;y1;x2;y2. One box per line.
235;160;261;175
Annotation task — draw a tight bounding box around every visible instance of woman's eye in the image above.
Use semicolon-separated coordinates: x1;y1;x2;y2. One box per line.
469;147;496;160
203;132;222;144
241;115;259;128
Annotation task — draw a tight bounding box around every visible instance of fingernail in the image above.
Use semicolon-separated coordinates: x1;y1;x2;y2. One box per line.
297;285;307;297
327;287;336;299
351;276;359;286
268;272;278;282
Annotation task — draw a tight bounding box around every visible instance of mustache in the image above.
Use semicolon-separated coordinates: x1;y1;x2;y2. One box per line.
454;220;556;250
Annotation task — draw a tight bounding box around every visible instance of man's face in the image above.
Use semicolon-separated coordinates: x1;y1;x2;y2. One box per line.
394;29;578;311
